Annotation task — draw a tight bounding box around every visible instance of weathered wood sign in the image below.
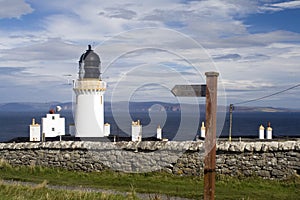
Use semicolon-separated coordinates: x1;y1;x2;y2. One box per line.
171;84;206;97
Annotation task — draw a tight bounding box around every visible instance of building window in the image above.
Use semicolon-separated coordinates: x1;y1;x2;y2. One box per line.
52;128;55;131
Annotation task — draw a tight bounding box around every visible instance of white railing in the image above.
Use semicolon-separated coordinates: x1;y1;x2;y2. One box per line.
74;80;106;90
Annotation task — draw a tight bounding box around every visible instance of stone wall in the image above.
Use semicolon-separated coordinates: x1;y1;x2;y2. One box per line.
0;140;299;179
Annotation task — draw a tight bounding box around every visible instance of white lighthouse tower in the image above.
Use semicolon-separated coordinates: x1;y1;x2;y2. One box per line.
73;45;106;137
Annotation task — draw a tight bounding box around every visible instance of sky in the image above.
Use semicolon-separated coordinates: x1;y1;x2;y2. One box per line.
0;0;299;108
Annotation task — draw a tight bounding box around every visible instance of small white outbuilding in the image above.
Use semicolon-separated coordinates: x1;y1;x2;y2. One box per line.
259;125;265;139
200;122;206;138
29;118;41;141
69;124;76;136
156;125;162;140
131;120;142;142
104;123;111;136
266;123;273;140
42;110;65;137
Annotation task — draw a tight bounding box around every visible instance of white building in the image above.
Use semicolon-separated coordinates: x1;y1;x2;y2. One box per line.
104;123;111;136
69;124;76;136
200;121;206;138
259;125;265;139
42;111;65;137
266;123;273;139
156;125;162;140
132;120;142;142
73;45;106;137
29;118;41;141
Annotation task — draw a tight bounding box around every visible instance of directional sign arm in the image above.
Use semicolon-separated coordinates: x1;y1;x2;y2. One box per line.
171;84;206;97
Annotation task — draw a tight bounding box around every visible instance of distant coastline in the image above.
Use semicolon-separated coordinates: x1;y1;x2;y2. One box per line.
0;101;299;113
0;108;299;142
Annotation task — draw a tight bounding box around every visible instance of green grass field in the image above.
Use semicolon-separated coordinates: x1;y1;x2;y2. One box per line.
0;160;299;199
0;182;133;200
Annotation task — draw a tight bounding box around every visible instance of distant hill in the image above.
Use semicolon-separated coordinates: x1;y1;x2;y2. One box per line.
0;101;299;113
0;102;62;112
0;103;36;112
232;106;299;113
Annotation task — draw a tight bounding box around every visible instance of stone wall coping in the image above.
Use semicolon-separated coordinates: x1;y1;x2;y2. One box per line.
0;140;299;152
0;141;203;151
218;140;300;152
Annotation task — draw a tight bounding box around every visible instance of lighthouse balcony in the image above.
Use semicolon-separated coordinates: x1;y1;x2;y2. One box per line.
74;80;106;91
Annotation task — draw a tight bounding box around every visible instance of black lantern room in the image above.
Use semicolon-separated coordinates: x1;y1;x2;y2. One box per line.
78;45;101;80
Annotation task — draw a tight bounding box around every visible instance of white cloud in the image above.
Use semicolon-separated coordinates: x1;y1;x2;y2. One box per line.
0;38;79;61
0;0;33;19
0;0;299;107
273;0;300;9
261;0;300;11
99;8;137;20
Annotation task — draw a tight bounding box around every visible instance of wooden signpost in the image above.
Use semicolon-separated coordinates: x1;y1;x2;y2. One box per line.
171;72;219;200
171;84;206;97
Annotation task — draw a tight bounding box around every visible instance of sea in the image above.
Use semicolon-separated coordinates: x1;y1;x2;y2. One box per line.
0;111;299;142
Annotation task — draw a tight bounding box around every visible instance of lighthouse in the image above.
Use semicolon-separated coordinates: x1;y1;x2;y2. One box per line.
73;45;106;137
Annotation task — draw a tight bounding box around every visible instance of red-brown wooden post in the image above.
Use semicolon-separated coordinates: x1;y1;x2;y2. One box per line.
204;72;219;200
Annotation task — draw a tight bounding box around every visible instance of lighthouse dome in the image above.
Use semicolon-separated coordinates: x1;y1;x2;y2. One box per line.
79;45;101;79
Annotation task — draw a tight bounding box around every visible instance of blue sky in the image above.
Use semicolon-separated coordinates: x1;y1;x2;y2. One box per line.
0;0;299;108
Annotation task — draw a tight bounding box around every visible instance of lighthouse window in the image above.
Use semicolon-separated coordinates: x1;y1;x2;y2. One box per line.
52;128;55;131
52;116;55;120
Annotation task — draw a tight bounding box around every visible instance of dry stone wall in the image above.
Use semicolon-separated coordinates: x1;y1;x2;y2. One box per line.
0;140;299;179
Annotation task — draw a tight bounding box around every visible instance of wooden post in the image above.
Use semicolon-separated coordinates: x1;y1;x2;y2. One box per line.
204;72;219;200
170;72;218;199
229;104;233;142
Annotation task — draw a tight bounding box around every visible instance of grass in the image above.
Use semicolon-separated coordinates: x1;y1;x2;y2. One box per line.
0;161;200;198
0;160;299;199
216;175;300;200
0;181;132;200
